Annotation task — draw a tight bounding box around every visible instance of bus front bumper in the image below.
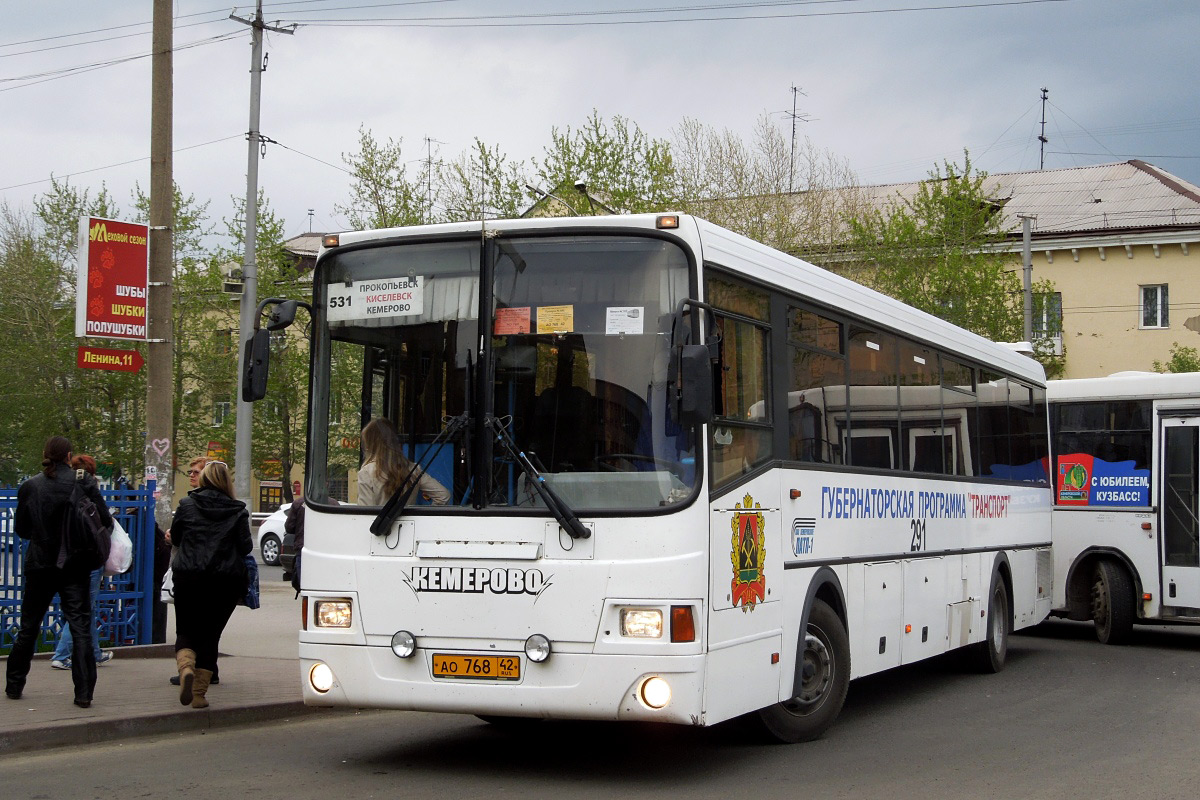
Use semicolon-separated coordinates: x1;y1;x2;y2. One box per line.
298;642;708;725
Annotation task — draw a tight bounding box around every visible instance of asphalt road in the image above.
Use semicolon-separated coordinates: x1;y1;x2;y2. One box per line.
3;620;1199;799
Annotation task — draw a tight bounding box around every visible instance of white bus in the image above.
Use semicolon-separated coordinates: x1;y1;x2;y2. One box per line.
246;213;1053;742
1048;371;1200;643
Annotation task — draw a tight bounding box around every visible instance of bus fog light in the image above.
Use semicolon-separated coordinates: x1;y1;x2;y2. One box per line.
310;663;335;693
524;634;551;662
621;608;663;638
314;600;352;628
391;630;416;658
639;676;671;709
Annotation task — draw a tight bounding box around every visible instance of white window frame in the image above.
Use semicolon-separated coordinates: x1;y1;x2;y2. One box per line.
1140;284;1169;329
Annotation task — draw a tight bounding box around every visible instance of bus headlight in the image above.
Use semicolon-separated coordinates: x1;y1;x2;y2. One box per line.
314;600;352;628
639;676;672;709
310;663;335;693
524;634;551;663
391;630;416;658
620;608;663;638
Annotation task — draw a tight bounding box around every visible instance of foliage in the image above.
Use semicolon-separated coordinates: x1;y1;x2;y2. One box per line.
532;111;679;215
336;126;431;230
1153;342;1200;373
439;138;528;221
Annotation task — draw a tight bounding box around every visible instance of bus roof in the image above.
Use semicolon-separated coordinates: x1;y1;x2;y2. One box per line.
1048;371;1200;401
321;213;1047;386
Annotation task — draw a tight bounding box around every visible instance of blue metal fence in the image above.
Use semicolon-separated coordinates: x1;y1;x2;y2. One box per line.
0;481;158;654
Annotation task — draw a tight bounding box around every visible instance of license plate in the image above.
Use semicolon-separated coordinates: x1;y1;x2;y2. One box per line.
431;653;521;681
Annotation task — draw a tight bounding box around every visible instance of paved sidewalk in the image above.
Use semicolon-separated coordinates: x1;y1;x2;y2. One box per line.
1;564;327;755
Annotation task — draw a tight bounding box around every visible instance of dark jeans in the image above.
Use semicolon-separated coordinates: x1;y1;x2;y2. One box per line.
6;567;97;702
173;573;240;672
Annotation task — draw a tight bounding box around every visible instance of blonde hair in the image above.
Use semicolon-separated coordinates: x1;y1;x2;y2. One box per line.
198;460;236;499
361;418;414;498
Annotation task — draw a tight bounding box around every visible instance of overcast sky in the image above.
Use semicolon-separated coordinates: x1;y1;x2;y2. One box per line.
3;0;1197;243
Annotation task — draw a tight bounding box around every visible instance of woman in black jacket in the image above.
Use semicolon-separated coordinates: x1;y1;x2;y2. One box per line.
5;436;113;708
170;460;252;709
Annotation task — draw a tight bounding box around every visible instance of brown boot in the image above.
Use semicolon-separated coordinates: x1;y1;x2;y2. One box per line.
191;668;213;709
176;648;196;706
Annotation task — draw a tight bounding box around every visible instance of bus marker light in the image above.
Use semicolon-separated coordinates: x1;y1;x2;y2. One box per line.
1143;593;1153;601
639;676;671;709
322;234;340;248
391;630;416;658
310;663;335;693
670;606;695;643
656;215;679;229
771;652;779;664
1141;522;1152;530
621;608;663;638
525;634;551;663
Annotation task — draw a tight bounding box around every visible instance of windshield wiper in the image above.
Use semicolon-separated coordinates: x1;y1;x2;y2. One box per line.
370;413;469;536
487;415;591;540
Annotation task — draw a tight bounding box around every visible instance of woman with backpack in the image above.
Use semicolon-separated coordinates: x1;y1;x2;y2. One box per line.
5;436;113;708
168;460;252;709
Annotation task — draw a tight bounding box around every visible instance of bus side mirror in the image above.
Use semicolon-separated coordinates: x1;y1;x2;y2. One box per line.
677;344;714;426
266;300;299;331
242;329;270;402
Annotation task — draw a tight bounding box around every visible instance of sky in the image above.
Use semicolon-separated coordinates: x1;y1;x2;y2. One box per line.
2;0;1198;245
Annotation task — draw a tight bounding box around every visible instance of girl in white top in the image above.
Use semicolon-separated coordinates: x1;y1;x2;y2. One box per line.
357;418;451;506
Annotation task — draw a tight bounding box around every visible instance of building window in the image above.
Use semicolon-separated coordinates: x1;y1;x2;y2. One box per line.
212;394;232;427
1141;284;1168;329
1034;292;1063;355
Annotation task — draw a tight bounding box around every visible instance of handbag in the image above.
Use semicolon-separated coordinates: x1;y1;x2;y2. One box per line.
160;566;175;604
241;554;260;609
104;520;134;576
65;479;113;570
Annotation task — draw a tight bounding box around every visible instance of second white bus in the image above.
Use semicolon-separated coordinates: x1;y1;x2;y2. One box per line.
1049;371;1200;643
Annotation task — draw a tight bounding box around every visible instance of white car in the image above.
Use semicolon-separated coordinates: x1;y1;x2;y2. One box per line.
256;504;288;566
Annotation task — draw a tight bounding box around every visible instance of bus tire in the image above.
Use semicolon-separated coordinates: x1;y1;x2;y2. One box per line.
755;599;850;743
968;572;1010;673
1091;560;1134;645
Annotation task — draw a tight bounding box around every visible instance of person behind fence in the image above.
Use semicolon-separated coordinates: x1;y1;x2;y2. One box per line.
357;417;451;506
5;436;113;708
49;455;115;671
168;459;251;709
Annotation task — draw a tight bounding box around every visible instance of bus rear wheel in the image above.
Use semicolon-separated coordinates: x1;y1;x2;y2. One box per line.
1091;560;1134;645
968;573;1010;673
755;599;849;743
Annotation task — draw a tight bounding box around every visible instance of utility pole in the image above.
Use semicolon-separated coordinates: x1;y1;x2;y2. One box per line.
147;0;174;525
1019;215;1035;342
1038;87;1049;170
230;1;294;505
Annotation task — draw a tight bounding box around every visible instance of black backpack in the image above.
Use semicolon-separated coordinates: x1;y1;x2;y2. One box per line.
63;479;112;571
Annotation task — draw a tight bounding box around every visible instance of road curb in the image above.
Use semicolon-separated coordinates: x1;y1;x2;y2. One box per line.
0;699;331;756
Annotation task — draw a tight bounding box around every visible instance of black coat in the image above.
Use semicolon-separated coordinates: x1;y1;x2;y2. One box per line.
170;488;253;583
15;463;113;572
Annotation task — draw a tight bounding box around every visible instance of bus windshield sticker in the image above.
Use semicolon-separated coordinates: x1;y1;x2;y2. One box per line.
535;304;574;334
731;493;766;612
327;276;423;322
605;306;644;335
494;306;531;335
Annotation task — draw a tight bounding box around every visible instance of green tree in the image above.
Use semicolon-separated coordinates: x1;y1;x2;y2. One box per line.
439;138;528;221
845;154;1061;377
533;111;679;215
1153;342;1200;373
337;126;430;230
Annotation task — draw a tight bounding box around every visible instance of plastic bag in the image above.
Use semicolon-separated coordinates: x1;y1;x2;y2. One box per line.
160;566;175;604
241;555;260;609
103;520;133;576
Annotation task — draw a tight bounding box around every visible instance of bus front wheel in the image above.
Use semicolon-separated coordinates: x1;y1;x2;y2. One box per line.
1091;560;1134;645
755;599;850;743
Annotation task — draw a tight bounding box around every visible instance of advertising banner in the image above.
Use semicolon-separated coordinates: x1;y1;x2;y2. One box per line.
75;216;149;340
1056;453;1150;506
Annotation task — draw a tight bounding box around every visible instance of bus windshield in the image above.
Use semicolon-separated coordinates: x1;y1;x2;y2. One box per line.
307;233;696;512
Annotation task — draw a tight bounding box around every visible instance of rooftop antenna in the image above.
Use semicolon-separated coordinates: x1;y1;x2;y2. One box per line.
1038;87;1049;169
784;85;811;192
307;208;314;232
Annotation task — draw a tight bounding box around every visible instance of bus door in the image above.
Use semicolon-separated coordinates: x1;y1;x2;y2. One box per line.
1160;416;1200;609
